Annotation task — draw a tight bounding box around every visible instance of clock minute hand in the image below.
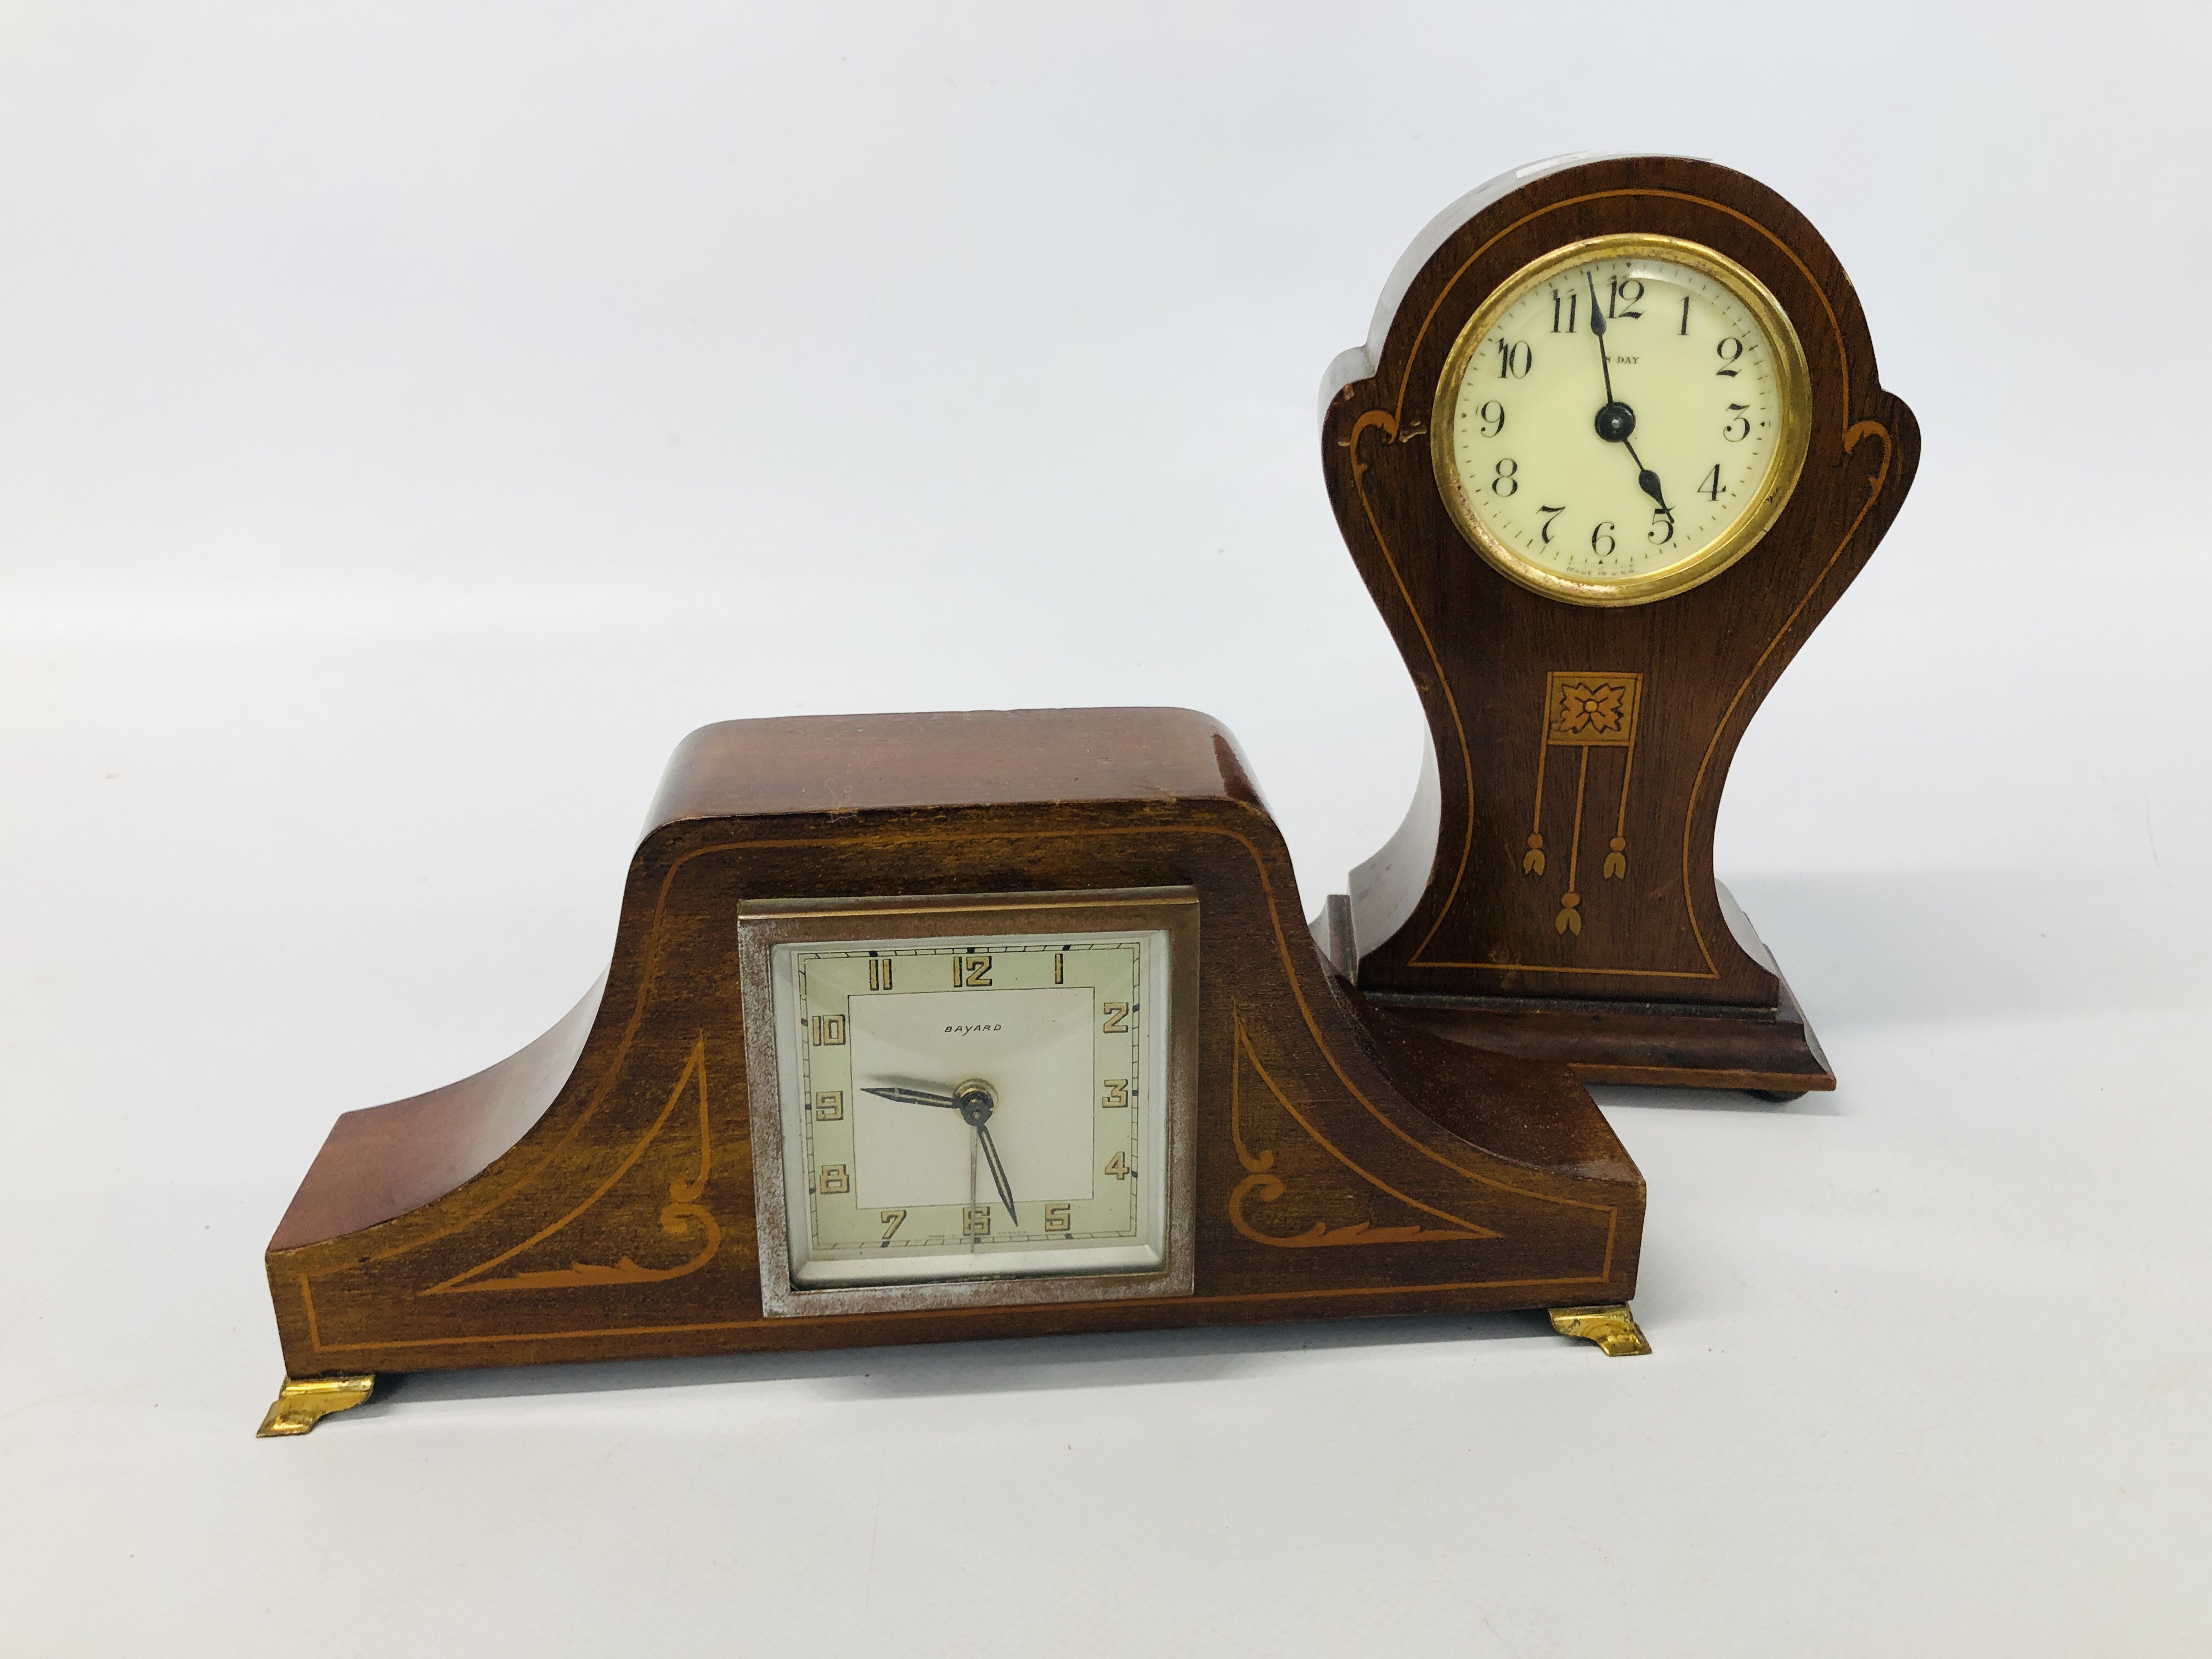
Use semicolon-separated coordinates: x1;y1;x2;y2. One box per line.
973;1121;1018;1224
1584;269;1618;405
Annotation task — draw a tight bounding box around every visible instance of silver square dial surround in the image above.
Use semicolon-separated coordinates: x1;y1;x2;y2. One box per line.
738;889;1198;1319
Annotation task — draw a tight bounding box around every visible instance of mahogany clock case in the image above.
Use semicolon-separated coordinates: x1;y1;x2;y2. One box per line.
263;709;1646;1395
1318;153;1920;1094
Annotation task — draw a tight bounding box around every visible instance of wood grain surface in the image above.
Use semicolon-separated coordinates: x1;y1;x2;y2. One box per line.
1321;155;1919;1085
265;708;1645;1378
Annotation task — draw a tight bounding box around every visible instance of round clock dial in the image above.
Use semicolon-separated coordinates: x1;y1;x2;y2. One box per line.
766;926;1172;1290
1432;234;1812;606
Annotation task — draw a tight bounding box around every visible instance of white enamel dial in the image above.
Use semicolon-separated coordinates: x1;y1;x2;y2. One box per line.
767;927;1171;1289
1432;234;1810;606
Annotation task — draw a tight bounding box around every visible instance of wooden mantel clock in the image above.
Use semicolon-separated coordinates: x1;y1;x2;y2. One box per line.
1313;153;1918;1096
255;153;1912;1432
259;709;1650;1434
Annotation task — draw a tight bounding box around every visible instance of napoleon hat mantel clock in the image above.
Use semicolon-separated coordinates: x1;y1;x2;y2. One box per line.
1313;153;1918;1096
260;709;1649;1435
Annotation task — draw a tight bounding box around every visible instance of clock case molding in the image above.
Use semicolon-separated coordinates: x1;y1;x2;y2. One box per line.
1316;154;1920;1093
262;709;1646;1419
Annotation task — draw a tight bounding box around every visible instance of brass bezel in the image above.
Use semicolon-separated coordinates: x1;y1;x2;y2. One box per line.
1430;233;1813;608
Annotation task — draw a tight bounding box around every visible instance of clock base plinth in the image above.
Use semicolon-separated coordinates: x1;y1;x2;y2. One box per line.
1548;1304;1651;1357
1355;978;1832;1097
255;1373;376;1438
1322;882;1831;1096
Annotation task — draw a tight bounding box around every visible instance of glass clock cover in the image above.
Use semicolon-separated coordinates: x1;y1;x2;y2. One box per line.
740;891;1196;1317
1432;233;1812;606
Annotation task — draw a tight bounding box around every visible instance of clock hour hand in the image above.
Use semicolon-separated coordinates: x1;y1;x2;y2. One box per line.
1622;438;1671;516
973;1120;1018;1225
862;1085;961;1109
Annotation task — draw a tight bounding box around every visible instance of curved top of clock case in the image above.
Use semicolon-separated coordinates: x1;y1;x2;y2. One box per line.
269;708;1273;1254
1317;154;1919;1005
1319;150;1646;422
648;706;1269;828
1321;152;1884;427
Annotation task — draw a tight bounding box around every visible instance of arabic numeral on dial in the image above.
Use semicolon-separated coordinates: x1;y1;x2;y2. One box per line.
879;1208;906;1242
1549;290;1578;333
1606;276;1644;318
1590;522;1616;558
1700;465;1725;501
1493;338;1532;379
1723;403;1751;442
1647;510;1675;545
1716;336;1743;376
1104;1152;1131;1181
1491;458;1519;497
1539;505;1566;544
1477;399;1505;437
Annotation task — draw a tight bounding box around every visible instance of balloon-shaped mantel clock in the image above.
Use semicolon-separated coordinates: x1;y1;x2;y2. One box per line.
1314;155;1918;1097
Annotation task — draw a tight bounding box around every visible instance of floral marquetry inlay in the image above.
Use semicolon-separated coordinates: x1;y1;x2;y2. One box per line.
1526;672;1645;935
432;1037;726;1294
1227;1017;1495;1249
1547;674;1639;746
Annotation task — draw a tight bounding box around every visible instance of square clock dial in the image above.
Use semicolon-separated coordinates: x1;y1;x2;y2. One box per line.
739;890;1197;1317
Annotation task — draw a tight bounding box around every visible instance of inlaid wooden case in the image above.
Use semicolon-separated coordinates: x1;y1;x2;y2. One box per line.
259;709;1649;1430
1317;154;1920;1094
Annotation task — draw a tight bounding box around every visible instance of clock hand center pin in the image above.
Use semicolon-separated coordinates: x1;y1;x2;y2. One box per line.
951;1079;997;1127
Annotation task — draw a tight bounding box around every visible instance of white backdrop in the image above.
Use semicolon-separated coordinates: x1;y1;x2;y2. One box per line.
3;4;2207;1654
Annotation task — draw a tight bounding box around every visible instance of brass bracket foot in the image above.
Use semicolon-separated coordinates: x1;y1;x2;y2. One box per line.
256;1373;376;1437
1549;1304;1652;1356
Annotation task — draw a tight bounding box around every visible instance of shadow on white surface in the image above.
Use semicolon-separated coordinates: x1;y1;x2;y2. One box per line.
356;1307;1561;1415
1598;1085;1843;1116
1730;867;2207;1026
